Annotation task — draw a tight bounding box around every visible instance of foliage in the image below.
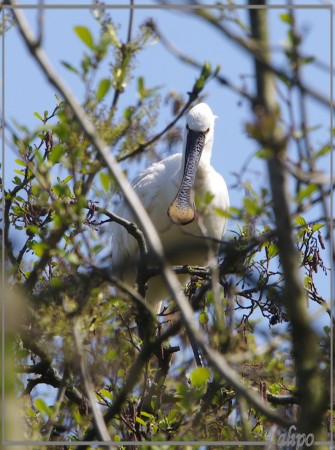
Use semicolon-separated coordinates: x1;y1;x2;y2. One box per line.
1;1;332;446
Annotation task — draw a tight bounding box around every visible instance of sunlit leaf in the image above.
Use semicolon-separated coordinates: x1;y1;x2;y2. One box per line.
295;215;306;227
34;111;43;121
34;398;51;416
136;416;146;426
296;184;318;203
32;242;48;257
74;26;95;50
279;13;293;24
15;159;26;167
190;367;210;387
96;78;111;101
100;171;111;192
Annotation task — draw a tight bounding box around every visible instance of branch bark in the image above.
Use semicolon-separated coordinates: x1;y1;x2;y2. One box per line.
248;0;328;442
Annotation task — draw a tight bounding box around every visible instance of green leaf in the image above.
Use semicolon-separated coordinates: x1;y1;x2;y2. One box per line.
49;145;65;164
243;197;262;215
34;398;51;416
279;12;293;25
303;276;313;290
74;26;95;50
312;144;331;161
32;242;48;257
296;184;318;204
267;243;278;258
137;76;146;100
99;389;113;401
13;176;22;185
96;78;111;101
312;223;324;232
114;435;121;442
140;411;154;421
190;367;210;387
34;111;43;121
256;149;273;159
62;175;73;184
295;215;306;227
61;60;79;74
300;56;315;66
199;310;209;325
135;416;146;426
100;171;110;192
55;93;62;104
15;159;26;167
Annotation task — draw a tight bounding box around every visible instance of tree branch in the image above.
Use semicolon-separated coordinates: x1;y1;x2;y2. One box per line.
248;0;328;440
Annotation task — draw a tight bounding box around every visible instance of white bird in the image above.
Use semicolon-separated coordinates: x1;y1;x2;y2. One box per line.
111;103;229;311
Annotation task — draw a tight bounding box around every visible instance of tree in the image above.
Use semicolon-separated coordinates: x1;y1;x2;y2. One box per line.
1;0;332;447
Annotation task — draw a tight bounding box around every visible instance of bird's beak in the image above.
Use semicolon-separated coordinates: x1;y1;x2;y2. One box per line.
167;129;206;225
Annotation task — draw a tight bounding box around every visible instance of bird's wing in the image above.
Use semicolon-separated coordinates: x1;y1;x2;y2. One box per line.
111;153;182;274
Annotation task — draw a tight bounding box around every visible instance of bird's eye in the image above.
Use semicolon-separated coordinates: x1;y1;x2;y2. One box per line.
205;127;210;134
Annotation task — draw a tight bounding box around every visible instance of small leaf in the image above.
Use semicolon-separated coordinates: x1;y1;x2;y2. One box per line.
190;367;210;387
15;159;26;167
62;175;73;184
312;144;331;161
303;276;313;290
49;145;65;164
61;60;79;74
55;93;62;104
140;411;154;421
267;243;278;258
279;12;293;24
34;398;51;416
34;111;43;121
300;56;315;66
295;215;306;227
114;435;121;442
99;389;113;401
256;149;273;159
199;311;209;324
74;26;95;50
135;416;146;426
32;242;48;257
96;78;111;101
100;171;110;192
137;76;145;100
312;223;324;232
296;184;318;204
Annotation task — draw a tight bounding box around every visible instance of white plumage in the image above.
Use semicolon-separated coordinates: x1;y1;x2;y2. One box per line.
111;103;229;308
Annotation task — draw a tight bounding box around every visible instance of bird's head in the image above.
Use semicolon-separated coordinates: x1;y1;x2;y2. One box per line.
167;103;218;225
186;102;217;136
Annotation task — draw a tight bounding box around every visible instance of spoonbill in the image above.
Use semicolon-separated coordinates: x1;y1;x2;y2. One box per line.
111;102;229;309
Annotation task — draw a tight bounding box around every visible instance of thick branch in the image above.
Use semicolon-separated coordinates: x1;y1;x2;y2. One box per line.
248;1;327;440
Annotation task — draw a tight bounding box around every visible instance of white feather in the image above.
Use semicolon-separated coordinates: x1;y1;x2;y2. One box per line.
111;103;229;308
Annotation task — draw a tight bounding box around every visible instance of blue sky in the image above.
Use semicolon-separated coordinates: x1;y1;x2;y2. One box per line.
2;2;333;332
4;3;331;194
